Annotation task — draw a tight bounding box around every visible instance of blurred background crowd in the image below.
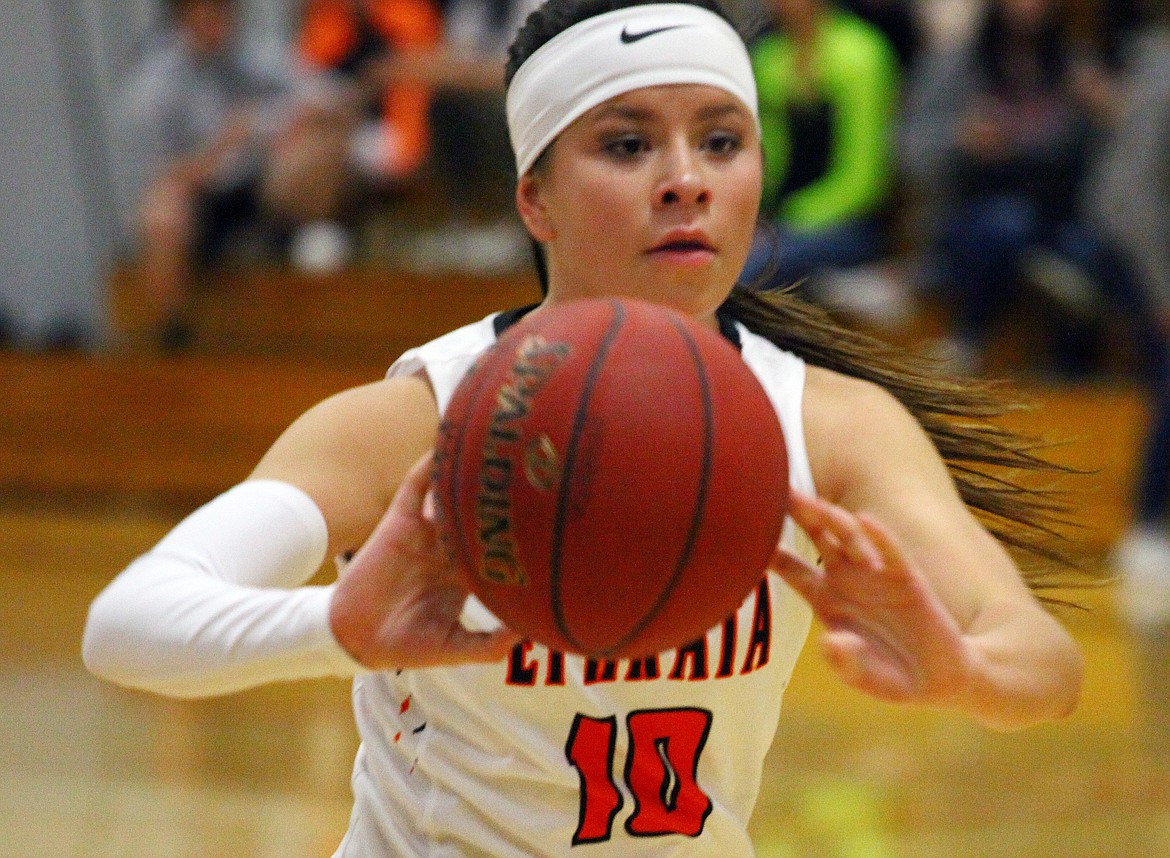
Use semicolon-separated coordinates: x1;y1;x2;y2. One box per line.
4;0;1170;677
2;0;1166;365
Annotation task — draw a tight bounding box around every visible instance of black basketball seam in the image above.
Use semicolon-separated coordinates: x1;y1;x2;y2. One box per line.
601;316;714;658
550;300;627;652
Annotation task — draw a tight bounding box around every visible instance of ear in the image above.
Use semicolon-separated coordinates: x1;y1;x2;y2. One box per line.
516;172;556;243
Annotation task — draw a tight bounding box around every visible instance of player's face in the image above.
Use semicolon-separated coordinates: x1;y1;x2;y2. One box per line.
517;84;762;326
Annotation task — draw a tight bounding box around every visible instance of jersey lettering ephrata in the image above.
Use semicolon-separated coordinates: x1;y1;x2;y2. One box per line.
505;576;774;687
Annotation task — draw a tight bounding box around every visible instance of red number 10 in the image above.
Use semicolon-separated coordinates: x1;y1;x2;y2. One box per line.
565;708;714;844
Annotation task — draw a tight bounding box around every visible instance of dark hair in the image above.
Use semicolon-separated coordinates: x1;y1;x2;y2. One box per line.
504;0;1098;600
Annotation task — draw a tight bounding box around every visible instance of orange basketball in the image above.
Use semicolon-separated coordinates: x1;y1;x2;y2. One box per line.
432;297;789;659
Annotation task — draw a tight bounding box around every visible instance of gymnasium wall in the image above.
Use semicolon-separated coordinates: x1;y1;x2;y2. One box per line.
0;0;297;348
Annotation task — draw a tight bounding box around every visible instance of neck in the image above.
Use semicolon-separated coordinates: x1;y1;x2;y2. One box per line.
541;289;723;333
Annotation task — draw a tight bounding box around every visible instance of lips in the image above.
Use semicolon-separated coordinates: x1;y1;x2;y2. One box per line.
650;230;715;255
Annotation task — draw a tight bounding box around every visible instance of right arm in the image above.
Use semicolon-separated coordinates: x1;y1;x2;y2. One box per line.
82;374;514;698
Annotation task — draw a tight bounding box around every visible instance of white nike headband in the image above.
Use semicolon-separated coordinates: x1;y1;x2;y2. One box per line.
506;3;759;176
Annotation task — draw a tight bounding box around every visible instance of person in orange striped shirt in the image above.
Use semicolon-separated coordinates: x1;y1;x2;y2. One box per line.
298;0;444;184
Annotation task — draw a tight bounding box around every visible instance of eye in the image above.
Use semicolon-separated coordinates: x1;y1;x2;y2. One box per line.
705;130;743;157
603;133;649;159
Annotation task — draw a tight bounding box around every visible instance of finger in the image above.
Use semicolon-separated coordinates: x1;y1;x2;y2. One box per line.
856;512;901;553
856;513;913;575
822;628;916;702
421;488;438;524
789;491;881;569
786;491;843;555
821;628;867;688
770;546;827;609
815;500;884;571
389;450;436;520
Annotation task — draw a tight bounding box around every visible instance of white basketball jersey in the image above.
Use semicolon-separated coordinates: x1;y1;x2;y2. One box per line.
334;311;817;857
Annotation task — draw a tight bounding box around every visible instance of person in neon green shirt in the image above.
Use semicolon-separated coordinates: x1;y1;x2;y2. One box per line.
741;0;901;293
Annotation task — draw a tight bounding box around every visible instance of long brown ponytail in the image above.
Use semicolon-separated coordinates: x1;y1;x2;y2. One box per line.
725;286;1101;600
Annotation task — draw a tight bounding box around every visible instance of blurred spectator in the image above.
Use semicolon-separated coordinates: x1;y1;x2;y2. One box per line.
740;0;901;300
411;0;541;275
297;0;441;190
297;0;535;275
113;0;354;350
897;0;1149;377
902;1;1170;722
1086;4;1170;339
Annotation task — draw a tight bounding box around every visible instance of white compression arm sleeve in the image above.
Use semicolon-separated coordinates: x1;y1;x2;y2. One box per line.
82;480;362;698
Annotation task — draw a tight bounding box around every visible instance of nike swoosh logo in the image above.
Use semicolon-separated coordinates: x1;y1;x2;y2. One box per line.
619;24;688;43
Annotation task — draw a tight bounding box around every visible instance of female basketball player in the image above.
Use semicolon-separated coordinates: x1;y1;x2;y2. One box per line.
84;0;1093;853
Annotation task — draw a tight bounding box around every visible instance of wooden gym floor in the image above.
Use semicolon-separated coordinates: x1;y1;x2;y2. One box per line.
2;267;1169;857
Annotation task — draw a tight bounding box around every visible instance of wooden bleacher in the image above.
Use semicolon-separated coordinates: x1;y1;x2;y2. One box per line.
5;266;540;506
1;351;371;505
109;265;543;367
2;264;1149;556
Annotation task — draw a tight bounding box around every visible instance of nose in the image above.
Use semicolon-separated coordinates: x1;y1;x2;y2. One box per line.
656;141;710;208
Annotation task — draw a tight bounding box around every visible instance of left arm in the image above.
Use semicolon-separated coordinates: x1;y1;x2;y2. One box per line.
775;367;1083;731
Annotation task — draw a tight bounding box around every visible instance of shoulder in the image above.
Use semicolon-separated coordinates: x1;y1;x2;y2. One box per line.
751;30;784;58
390;314;499;373
118;39;186;104
750;30;790;81
803;365;909;447
738;325;804;375
269;374;440;471
826;10;887;44
737;327;809;419
803;365;949;506
736;326;815;494
389;313;502;413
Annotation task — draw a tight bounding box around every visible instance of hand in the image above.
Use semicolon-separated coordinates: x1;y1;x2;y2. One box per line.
771;491;975;707
329;451;519;670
